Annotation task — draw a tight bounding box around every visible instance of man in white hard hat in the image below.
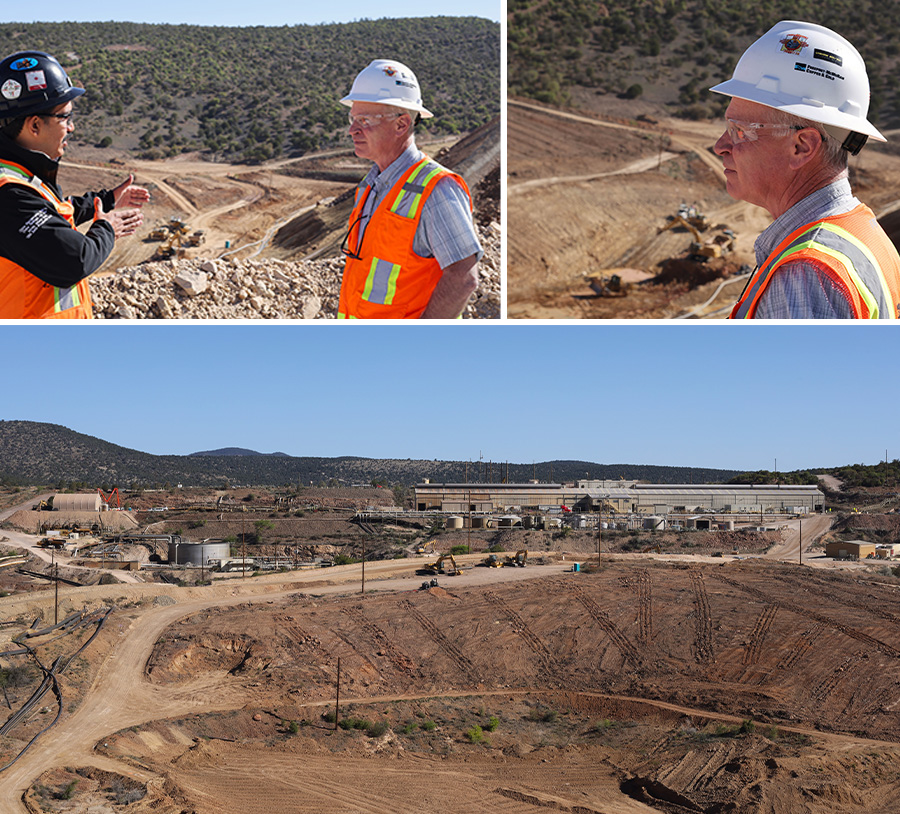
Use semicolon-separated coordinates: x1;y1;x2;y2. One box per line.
710;20;900;319
337;59;482;319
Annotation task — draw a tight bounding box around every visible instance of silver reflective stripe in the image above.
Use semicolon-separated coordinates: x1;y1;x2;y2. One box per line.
735;221;891;319
54;286;80;313
362;257;401;305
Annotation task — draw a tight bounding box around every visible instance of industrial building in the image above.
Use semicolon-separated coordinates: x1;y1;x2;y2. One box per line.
825;541;877;560
414;480;824;516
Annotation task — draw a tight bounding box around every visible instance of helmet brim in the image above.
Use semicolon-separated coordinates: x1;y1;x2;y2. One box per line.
339;93;433;119
710;79;885;142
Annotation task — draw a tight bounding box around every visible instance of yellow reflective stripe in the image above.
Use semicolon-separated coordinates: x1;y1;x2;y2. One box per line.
362;257;401;305
337;312;357;319
54;286;81;313
407;166;442;219
390;159;437;218
818;222;894;319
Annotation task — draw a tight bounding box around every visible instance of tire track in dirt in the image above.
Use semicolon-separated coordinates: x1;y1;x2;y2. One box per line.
742;604;779;666
483;592;554;672
568;585;642;667
341;606;418;678
618;570;653;644
777;623;823;671
399;599;478;684
689;568;714;664
811;650;866;703
272;613;332;662
768;572;900;626
493;787;609;814
713;573;900;659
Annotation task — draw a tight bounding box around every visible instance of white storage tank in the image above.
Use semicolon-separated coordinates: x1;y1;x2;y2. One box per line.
168;541;231;566
446;516;464;530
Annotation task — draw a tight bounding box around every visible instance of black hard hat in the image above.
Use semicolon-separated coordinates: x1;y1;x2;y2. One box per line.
0;51;85;122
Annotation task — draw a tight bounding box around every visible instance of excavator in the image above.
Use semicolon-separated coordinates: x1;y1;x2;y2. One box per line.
503;550;527;567
418;554;462;576
658;214;735;261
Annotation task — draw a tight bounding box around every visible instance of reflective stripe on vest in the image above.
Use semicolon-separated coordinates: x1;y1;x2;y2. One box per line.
338;157;471;319
0;159;92;319
362;257;401;305
732;210;899;319
390;160;444;219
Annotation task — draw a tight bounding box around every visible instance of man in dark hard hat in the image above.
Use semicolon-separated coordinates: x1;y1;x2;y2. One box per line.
710;21;900;319
0;50;148;319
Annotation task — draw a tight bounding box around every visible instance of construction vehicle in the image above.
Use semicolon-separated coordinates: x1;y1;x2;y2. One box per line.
503;550;527;567
642;544;661;554
482;553;503;567
418;554;462;576
419;578;439;590
584;271;632;298
658;215;736;261
414;540;436;555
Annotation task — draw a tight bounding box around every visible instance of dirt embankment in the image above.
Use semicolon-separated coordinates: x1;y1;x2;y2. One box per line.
508;98;900;319
4;557;900;814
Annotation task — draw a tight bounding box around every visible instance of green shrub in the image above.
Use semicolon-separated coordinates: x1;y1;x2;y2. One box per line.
465;725;485;743
421;720;436;731
368;721;389;738
486;715;500;732
450;545;470;555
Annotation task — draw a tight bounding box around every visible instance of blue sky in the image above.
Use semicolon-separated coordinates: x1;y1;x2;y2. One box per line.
8;1;499;26
1;324;895;473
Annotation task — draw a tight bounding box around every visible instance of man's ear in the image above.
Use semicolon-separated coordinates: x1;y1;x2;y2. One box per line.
789;127;823;169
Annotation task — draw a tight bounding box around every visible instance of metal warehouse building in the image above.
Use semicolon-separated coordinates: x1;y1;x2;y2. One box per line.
414;481;824;515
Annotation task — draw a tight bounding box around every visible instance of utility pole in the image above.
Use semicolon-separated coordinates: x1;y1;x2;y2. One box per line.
799;518;802;565
334;658;341;732
361;536;366;595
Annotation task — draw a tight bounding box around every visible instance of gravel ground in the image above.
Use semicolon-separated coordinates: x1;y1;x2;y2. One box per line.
91;222;501;320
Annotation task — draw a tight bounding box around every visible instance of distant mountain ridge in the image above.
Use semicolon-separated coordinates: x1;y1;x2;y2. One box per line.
0;420;746;488
190;448;290;457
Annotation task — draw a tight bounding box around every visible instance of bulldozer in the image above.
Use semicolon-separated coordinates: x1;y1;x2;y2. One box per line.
503;550;527;567
418;554;462;576
481;553;503;567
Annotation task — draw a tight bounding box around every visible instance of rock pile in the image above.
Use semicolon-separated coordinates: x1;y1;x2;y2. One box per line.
92;222;501;320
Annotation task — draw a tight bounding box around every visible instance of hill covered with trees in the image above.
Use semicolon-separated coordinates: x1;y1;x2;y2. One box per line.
508;0;899;131
1;17;499;162
0;421;745;489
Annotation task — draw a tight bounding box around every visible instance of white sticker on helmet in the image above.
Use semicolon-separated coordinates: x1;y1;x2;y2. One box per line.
1;79;21;100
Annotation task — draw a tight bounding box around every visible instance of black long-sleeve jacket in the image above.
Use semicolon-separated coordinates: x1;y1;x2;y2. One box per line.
0;132;116;288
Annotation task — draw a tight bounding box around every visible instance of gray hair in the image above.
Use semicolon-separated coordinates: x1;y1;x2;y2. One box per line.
768;109;849;174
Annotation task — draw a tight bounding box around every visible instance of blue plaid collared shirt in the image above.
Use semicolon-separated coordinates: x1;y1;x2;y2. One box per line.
356;145;482;269
753;179;858;318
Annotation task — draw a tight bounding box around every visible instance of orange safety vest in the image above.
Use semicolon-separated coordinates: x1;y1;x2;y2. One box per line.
731;204;900;319
338;157;471;319
0;159;93;319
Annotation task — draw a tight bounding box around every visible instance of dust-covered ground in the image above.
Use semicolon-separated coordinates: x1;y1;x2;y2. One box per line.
4;555;900;814
508;98;900;319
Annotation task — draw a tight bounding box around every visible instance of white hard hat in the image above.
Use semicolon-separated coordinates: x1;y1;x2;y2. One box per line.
710;20;885;151
340;59;433;119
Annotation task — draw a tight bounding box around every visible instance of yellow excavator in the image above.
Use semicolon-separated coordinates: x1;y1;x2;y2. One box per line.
419;554;462;576
503;550;527;567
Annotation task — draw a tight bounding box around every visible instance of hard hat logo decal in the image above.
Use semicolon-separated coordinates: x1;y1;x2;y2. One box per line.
815;49;843;67
1;79;22;100
25;70;47;92
382;66;397;77
9;57;39;71
779;35;809;55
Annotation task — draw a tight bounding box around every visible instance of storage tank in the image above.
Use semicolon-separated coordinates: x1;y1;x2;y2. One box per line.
168;541;231;566
643;516;666;531
446;516;464;530
522;515;534;529
53;493;102;513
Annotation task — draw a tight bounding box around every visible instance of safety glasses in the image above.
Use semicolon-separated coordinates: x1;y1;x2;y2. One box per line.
725;118;802;143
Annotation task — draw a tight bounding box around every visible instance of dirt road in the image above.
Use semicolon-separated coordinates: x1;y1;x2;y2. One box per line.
0;557;574;810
